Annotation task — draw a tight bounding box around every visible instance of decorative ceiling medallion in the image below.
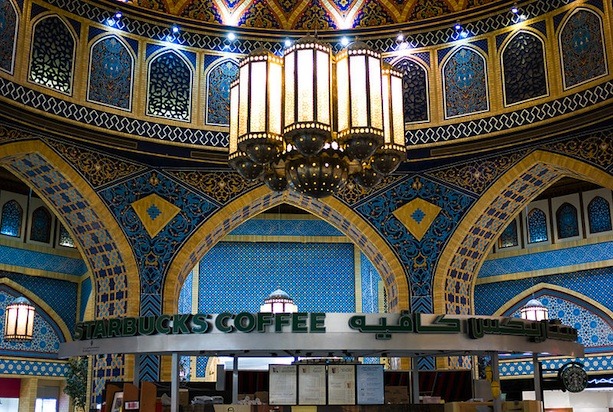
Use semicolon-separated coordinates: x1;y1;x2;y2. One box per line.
131;193;181;238
393;197;441;241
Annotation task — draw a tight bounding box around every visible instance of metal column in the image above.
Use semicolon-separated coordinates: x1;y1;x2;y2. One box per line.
171;353;180;412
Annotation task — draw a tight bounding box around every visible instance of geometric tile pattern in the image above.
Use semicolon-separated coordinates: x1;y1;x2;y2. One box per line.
197;242;356;314
2;152;129;402
42;0;578;50
479;241;613;278
356;176;475;313
176;190;400;313
46;139;145;188
508;293;613;349
500;355;613;377
131;193;181;238
0;271;77;334
475;267;613;323
393;197;442;241
0;244;87;277
0;288;63;356
0;358;69;377
0;0;18;74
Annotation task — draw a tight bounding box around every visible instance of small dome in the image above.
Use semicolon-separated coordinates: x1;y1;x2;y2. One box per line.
268;289;291;300
524;298;546;308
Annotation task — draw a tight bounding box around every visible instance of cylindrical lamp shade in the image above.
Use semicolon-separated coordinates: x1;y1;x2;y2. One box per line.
4;297;35;340
520;299;549;321
335;41;384;161
283;37;333;156
237;49;284;164
372;64;406;175
229;80;265;180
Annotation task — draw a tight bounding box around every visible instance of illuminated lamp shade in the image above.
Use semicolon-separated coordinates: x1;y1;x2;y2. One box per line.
336;41;384;161
4;296;35;340
228;80;264;180
235;48;284;165
285;148;350;198
520;298;549;321
283;36;333;157
371;64;407;175
260;289;298;314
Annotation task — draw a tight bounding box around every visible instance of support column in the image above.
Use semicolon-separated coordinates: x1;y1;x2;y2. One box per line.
533;353;543;402
18;377;38;412
232;357;239;404
171;353;179;412
133;354;140;386
411;356;420;404
491;353;501;412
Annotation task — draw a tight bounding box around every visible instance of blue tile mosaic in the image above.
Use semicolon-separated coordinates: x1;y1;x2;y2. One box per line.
0;244;87;277
197;242;356;313
0;358;68;377
476;267;613;316
229;218;344;237
1;270;78;333
0;288;63;357
480;241;613;278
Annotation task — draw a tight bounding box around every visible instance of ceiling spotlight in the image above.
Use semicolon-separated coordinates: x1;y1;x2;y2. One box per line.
284;38;292;47
511;5;519;13
227;32;237;41
340;36;350;46
171;25;180;34
114;10;123;19
396;32;404;43
454;22;462;31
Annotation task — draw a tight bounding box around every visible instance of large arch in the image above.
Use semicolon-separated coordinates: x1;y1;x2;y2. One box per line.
433;149;613;315
164;187;410;315
0;138;140;318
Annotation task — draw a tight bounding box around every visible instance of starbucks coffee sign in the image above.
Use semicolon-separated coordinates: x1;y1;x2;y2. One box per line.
61;312;584;359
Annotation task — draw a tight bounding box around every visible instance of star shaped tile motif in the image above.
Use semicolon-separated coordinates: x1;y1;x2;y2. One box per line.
131;193;181;238
393;197;442;241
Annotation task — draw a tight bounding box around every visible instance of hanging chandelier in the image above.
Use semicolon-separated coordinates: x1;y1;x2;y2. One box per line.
228;37;406;198
520;298;549;321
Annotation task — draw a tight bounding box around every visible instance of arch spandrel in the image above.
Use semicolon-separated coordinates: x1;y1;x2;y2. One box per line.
433;149;613;316
163;186;409;315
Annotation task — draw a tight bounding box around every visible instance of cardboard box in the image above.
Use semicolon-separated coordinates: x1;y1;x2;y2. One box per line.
385;386;410;404
254;391;269;404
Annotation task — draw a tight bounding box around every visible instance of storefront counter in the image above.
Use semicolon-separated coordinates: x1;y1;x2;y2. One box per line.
444;401;543;412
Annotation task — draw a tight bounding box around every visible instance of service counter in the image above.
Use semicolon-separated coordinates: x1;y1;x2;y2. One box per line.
444;401;543;412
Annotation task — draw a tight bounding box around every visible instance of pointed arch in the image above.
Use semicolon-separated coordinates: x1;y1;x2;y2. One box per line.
87;34;135;111
500;29;548;106
495;283;613;324
433;150;613;315
558;7;608;90
0;140;139;318
441;45;489;118
390;56;430;124
163;187;409;315
0;277;72;342
146;49;194;121
0;0;19;74
204;57;239;126
29;14;77;94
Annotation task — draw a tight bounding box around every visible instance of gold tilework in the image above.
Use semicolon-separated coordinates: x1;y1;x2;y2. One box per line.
132;193;181;238
393;197;442;241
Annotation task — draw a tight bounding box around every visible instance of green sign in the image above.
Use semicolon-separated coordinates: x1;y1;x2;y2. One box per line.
73;312;578;343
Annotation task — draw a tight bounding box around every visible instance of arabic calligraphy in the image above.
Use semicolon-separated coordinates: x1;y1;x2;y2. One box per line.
348;313;578;342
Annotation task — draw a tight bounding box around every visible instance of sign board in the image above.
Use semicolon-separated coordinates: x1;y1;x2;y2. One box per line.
269;365;297;405
298;364;326;405
328;364;356;405
356;364;384;405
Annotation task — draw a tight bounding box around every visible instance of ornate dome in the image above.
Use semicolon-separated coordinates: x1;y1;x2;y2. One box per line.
128;0;499;30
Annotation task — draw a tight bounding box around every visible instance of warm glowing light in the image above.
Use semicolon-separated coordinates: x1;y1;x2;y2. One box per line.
4;297;35;340
228;32;236;41
340;36;350;46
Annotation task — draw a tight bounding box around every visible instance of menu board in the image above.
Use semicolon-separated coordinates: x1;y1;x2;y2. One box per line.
298;364;327;405
356;364;384;405
327;364;356;405
269;365;297;405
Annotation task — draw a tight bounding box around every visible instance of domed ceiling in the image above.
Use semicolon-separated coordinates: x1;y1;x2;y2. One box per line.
131;0;498;30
